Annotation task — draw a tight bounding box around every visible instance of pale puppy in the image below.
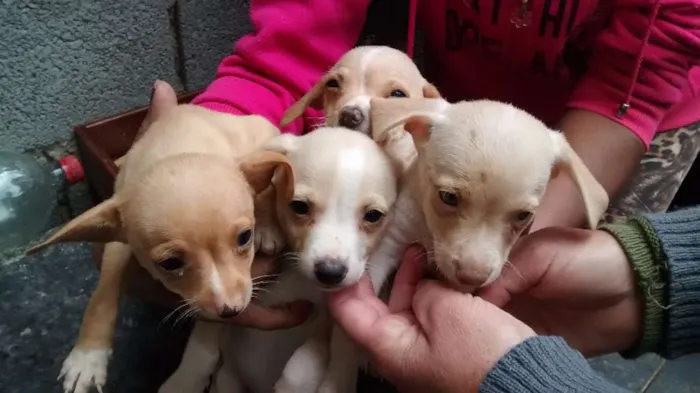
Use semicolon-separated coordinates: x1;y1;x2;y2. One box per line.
159;127;399;393
368;97;610;292
26;81;292;393
281;45;439;134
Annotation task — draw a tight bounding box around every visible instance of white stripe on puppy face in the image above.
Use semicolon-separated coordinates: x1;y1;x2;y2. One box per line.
305;147;367;287
343;48;380;134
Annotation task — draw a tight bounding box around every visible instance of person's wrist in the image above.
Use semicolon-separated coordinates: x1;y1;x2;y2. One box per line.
599;218;668;357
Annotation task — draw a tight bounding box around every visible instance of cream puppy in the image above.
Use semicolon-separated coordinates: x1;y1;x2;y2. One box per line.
280;45;439;135
25;82;292;393
159;127;399;393
368;97;609;291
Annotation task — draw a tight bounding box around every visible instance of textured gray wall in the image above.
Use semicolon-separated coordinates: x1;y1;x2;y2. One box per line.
0;0;252;152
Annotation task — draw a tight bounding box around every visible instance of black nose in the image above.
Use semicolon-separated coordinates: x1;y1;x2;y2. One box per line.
313;259;348;286
339;107;365;130
219;304;240;319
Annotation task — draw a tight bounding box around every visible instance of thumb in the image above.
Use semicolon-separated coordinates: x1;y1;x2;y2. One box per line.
478;231;556;307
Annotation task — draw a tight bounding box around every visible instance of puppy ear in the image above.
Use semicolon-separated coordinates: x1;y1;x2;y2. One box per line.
422;83;441;98
25;198;125;255
135;80;179;140
280;73;334;128
550;132;609;228
239;150;295;199
149;80;178;121
370;97;445;147
263;133;299;156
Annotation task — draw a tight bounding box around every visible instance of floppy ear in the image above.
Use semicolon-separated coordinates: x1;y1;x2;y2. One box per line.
370;97;445;148
550;132;610;229
422;83;441;98
280;73;335;128
239;150;295;200
262;133;300;156
25;198;125;255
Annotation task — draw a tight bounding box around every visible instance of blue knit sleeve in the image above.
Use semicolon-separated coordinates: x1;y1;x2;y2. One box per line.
644;206;700;359
480;336;631;393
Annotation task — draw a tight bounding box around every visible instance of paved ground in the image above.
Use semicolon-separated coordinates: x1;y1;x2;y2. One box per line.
1;242;698;393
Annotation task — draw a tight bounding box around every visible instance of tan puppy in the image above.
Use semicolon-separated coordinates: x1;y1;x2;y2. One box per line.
26;82;292;393
280;45;439;134
160;127;400;393
369;97;610;291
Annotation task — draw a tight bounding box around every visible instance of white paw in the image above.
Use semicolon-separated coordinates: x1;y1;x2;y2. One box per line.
255;225;286;255
274;341;328;393
59;348;111;393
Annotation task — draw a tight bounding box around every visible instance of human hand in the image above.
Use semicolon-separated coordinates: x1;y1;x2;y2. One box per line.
328;246;535;393
479;227;642;357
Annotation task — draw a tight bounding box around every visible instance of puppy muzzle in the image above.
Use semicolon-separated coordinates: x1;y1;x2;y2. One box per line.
339;107;365;130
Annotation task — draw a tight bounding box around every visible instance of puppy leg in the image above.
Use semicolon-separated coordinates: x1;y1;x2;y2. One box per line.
210;347;248;393
274;312;332;393
59;242;131;393
254;186;286;255
314;243;401;393
317;327;359;393
159;321;223;393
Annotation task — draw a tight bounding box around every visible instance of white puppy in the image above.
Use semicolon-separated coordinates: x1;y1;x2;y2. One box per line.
159;127;399;393
281;45;439;136
367;97;610;292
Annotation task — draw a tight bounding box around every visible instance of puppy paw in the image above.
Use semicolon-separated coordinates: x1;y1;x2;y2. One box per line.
59;348;111;393
255;224;286;255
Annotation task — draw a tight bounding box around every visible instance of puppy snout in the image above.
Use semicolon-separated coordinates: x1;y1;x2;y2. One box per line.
338;107;365;130
452;260;493;287
219;304;240;319
313;259;348;286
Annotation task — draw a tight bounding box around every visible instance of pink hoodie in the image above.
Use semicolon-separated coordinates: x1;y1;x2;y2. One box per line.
193;0;700;148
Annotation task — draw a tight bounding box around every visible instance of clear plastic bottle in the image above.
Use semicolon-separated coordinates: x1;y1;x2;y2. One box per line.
0;151;84;252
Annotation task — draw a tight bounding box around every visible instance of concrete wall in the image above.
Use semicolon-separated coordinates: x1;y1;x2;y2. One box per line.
0;0;251;152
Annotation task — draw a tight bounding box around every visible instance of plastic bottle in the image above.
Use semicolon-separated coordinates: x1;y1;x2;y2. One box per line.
0;151;84;251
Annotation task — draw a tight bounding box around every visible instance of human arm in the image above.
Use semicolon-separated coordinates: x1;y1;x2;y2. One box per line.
327;247;630;393
601;206;700;358
532;1;700;230
191;0;371;135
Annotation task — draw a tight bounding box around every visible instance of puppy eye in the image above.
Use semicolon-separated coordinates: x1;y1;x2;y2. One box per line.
159;257;185;272
289;200;311;216
515;211;534;223
325;78;340;90
389;89;407;98
237;229;253;247
438;190;458;206
363;209;385;223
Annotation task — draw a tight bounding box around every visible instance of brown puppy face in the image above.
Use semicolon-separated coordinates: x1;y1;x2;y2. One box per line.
26;150;292;319
123;155;256;318
281;46;440;134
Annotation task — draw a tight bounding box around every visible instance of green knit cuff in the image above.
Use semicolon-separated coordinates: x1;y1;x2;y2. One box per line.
600;217;668;357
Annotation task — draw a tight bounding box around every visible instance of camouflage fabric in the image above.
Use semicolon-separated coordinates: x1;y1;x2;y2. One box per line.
604;122;700;223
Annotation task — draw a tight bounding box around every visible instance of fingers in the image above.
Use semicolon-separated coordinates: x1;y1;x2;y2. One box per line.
388;245;427;313
478;229;560;306
328;276;391;346
411;280;458;330
228;301;313;330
